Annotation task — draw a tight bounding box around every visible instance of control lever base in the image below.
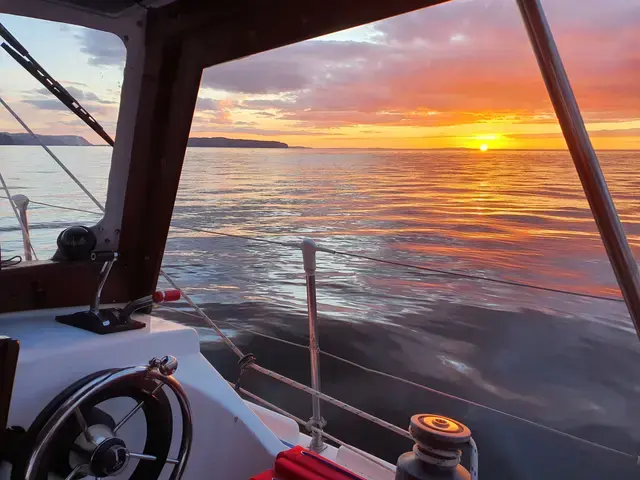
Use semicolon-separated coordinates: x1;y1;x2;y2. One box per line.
56;309;145;335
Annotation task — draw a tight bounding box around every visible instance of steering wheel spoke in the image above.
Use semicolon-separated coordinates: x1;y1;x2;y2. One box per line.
128;452;180;465
14;356;192;480
113;381;163;433
73;408;92;442
64;463;87;480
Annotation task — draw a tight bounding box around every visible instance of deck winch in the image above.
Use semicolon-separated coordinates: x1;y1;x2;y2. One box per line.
395;414;473;480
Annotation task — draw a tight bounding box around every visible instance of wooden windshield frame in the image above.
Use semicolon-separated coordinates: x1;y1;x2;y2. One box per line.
0;0;448;313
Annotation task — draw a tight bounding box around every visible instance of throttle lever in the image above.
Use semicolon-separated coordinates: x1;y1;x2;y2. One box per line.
90;251;118;313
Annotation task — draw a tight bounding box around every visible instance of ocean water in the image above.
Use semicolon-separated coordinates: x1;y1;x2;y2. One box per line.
1;146;640;478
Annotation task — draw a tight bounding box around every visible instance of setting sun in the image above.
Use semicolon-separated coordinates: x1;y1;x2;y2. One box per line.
479;144;489;152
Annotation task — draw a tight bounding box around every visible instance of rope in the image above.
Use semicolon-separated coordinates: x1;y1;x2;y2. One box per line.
0;172;38;260
235;353;257;391
0;255;21;267
413;443;460;468
0;97;105;212
249;362;412;439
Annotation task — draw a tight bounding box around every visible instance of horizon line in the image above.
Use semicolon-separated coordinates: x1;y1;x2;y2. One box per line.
1;144;638;152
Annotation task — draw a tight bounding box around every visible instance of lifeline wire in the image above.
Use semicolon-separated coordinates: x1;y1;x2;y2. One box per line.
3;191;624;305
172;224;625;304
0;195;102;215
156;303;637;461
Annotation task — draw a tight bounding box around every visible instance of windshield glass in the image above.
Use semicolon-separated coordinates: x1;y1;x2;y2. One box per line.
0;14;123;260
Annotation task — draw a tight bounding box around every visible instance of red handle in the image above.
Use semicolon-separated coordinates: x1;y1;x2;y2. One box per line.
153;289;181;303
164;289;181;302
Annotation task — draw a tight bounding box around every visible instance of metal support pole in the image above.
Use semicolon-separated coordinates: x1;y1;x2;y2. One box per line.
301;238;325;452
12;194;32;261
516;0;640;339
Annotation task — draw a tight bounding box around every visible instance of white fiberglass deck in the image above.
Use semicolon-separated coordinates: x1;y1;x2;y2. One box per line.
0;309;394;479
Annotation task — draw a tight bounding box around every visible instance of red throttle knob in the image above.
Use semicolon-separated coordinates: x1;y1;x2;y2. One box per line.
153;289;181;303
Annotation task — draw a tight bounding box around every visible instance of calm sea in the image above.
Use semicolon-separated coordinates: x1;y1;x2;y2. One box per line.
1;146;640;478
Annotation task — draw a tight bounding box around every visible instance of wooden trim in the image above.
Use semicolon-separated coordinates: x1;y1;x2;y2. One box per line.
116;11;203;300
0;261;129;313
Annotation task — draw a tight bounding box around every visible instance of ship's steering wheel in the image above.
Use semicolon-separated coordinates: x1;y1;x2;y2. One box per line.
9;356;192;480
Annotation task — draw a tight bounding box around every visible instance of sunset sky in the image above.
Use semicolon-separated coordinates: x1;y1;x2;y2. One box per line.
0;0;638;149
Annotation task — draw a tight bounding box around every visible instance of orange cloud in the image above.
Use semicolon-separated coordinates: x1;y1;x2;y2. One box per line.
192;0;639;148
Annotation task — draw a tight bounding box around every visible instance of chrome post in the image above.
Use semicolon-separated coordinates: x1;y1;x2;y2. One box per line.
301;238;325;452
12;194;32;261
516;0;640;338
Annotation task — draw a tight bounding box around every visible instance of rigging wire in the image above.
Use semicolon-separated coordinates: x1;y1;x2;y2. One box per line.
316;246;625;303
0;172;38;260
155;303;637;461
0;195;102;216
0;97;105;212
0;187;624;305
171;224;625;304
159;270;245;358
171;224;299;249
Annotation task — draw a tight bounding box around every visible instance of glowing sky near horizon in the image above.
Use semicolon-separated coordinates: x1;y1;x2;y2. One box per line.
0;0;638;149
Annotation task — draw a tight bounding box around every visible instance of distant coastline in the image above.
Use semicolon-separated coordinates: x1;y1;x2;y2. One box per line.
187;137;288;148
0;132;92;146
0;133;299;149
